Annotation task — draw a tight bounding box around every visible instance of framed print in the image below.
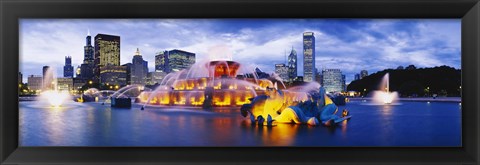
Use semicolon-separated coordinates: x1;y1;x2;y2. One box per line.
1;0;479;164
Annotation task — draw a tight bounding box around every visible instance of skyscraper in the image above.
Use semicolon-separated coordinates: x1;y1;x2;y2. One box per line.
80;30;95;81
84;30;94;65
303;32;316;82
130;48;148;85
168;49;195;72
94;34;120;83
18;72;23;84
274;64;288;81
155;51;168;72
322;69;344;93
155;49;195;73
287;47;297;82
354;74;360;80
63;56;74;78
360;70;368;79
146;71;168;85
27;75;43;93
42;66;53;90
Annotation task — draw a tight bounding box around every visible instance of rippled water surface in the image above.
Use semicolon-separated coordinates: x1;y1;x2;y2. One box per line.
19;100;461;146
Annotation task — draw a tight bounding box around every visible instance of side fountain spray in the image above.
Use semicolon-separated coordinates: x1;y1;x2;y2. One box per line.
38;67;71;107
372;73;399;104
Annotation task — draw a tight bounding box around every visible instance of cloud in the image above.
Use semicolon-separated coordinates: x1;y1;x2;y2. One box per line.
20;19;461;84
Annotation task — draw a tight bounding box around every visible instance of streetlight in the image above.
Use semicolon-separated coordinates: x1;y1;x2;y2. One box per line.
89;80;93;85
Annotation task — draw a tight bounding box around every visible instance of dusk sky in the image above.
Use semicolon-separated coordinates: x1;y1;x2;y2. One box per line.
20;19;461;84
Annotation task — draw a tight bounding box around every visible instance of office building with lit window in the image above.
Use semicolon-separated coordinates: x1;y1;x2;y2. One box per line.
80;30;95;81
56;77;73;91
130;48;148;85
64;56;74;78
303;32;316;82
27;75;43;93
94;33;120;83
322;69;345;93
155;49;195;73
147;71;168;85
155;51;168;72
99;65;127;86
275;63;289;81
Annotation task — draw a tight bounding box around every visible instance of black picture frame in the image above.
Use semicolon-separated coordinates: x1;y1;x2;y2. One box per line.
1;0;479;164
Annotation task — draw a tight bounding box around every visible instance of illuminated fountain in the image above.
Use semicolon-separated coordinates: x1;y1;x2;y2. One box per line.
372;73;399;104
76;88;115;102
38;67;71;107
139;60;311;108
103;85;150;108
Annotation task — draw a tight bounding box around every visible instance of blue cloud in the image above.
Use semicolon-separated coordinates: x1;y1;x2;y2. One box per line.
19;19;461;84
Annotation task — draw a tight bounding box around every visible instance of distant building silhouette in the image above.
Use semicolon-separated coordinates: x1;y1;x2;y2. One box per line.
287;47;297;82
63;56;74;78
360;70;368;79
80;30;95;82
354;73;360;80
406;65;416;70
27;75;43;93
130;48;148;85
275;63;288;81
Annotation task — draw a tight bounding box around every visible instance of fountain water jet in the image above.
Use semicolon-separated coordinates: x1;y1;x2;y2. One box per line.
139;60;311;109
372;73;399;104
38;67;71;107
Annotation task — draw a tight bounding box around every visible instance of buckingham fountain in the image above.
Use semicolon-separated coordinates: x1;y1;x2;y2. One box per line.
33;58;352;127
137;59;351;126
138;60;311;108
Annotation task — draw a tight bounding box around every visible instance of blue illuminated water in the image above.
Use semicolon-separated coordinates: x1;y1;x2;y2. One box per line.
19;100;461;146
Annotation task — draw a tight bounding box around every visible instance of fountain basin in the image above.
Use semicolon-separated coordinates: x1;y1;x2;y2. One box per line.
111;97;132;108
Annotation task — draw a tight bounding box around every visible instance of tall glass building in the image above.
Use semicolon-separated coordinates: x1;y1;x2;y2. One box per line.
275;63;288;81
94;34;120;83
63;56;74;78
322;69;345;93
168;49;195;72
130;48;148;85
287;47;297;82
303;32;316;82
84;30;94;65
155;51;168;72
155;49;195;73
80;30;95;81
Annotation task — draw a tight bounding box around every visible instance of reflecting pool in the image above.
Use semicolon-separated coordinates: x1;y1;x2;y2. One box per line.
19;100;461;146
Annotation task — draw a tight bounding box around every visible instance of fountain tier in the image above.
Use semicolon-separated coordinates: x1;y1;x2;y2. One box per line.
139;60;310;107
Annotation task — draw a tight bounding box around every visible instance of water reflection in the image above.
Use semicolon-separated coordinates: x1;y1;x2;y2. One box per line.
20;101;462;147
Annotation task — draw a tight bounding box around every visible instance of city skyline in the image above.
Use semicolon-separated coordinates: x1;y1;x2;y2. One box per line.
20;19;461;84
